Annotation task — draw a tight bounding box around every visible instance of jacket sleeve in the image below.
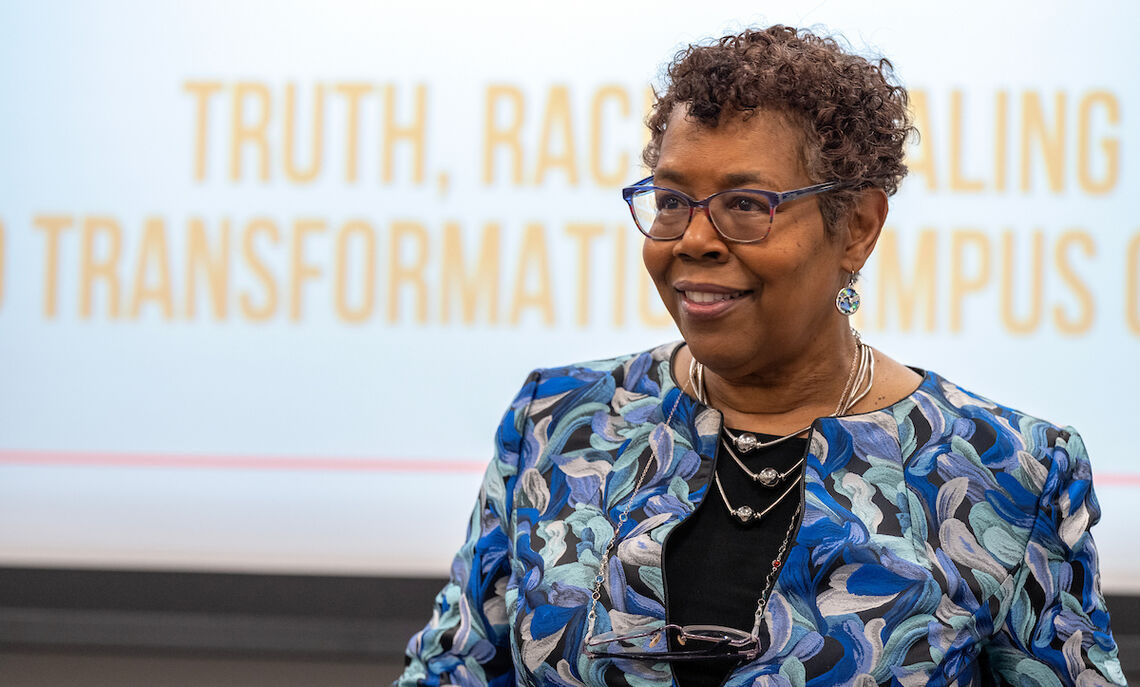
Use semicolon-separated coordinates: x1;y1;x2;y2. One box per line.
395;372;540;687
984;427;1127;685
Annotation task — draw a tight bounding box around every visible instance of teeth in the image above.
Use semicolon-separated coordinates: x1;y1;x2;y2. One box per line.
684;291;742;304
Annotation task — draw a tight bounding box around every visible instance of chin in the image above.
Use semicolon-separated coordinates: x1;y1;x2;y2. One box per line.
684;336;752;371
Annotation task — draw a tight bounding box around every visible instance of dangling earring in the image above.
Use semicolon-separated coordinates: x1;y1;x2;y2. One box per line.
835;272;860;315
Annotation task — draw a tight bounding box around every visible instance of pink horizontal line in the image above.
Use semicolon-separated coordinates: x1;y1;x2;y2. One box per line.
2;450;1139;486
0;449;486;473
1096;473;1140;487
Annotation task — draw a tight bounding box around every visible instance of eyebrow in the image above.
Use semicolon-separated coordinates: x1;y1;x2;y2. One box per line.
653;168;781;190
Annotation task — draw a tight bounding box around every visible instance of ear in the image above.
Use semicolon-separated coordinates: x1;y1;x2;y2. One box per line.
841;188;888;272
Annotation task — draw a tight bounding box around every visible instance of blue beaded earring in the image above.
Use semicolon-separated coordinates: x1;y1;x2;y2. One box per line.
835;272;860;315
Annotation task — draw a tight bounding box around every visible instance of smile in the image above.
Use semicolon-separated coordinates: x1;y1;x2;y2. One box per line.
683;290;748;303
675;285;754;320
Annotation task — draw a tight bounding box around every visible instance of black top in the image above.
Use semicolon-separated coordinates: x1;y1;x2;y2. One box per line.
663;429;807;687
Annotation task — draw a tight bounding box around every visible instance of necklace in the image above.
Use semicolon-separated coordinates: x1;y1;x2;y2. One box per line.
586;377;690;642
587;487;801;659
694;330;875;523
713;467;800;523
584;357;804;658
719;436;805;487
692;330;874;457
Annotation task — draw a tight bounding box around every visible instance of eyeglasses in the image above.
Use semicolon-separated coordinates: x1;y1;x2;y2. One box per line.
621;176;845;243
584;623;760;662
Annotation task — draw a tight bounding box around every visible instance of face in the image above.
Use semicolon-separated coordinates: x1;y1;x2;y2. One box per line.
643;108;851;380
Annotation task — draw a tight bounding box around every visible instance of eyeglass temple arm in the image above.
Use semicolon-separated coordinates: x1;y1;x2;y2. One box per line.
775;181;843;203
767;182;845;221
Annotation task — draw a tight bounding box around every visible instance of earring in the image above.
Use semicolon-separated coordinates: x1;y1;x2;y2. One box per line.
835;272;860;316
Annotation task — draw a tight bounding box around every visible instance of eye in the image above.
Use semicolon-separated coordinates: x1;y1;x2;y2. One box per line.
654;190;687;212
722;193;770;213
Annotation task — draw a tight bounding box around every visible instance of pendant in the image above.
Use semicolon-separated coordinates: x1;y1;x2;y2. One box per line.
733;506;755;522
733;433;760;452
836;286;860;315
755;467;780;487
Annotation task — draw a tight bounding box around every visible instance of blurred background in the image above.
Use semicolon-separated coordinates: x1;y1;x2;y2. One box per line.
2;0;1138;684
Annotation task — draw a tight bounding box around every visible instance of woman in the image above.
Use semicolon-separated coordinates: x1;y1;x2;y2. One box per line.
397;26;1125;686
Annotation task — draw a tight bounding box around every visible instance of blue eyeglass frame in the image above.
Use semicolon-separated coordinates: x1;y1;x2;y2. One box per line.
621;175;845;244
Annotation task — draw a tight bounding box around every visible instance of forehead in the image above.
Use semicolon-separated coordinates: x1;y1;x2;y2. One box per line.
654;107;810;191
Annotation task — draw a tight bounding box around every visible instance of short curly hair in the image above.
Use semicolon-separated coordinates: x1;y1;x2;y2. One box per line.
643;25;915;234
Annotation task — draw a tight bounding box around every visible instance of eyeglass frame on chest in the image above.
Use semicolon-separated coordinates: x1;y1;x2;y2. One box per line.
582;383;805;664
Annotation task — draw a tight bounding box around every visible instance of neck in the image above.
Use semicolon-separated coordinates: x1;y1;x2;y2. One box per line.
691;325;859;433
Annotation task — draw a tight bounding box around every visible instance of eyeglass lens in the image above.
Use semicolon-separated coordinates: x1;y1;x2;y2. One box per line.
629;188;773;241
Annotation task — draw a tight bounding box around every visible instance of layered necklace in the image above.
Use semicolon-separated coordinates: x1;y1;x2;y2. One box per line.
691;330;874;524
584;334;876;650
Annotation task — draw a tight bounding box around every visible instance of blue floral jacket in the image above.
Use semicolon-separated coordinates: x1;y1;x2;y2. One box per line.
398;343;1125;686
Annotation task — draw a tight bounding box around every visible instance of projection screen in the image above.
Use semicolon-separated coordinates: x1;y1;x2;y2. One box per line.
2;0;1138;592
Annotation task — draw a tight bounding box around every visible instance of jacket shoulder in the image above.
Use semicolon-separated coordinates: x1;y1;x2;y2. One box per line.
525;342;680;405
916;370;1076;455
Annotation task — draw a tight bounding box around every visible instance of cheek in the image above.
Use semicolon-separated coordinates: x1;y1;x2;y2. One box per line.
641;239;670;284
640;240;679;309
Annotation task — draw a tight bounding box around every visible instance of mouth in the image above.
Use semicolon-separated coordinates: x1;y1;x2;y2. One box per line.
673;283;754;319
681;289;749;304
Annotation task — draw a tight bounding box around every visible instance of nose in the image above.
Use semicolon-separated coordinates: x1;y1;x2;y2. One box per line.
674;205;728;261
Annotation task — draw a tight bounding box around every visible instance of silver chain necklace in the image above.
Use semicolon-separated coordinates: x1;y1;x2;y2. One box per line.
693;331;873;459
585;334;874;649
693;331;874;523
586;378;689;640
719;434;805;487
713;466;800;523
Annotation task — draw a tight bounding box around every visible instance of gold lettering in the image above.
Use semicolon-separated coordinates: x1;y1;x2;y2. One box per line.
535;86;578;185
1128;232;1140;335
283;82;324;183
482;85;525;184
184;81;222;182
80;216;123;319
128;217;174;319
387;220;430;323
1053;230;1096;336
240;217;280;321
185;217;230;320
949;229;991;332
565;223;605;326
34;214;72;318
949;90;984;192
334;219;376;323
999;230;1043;335
613;225;627;327
383;84;427;184
994;91;1008;192
1020;91;1066;192
590;86;630;187
290;218;326;321
906;90;937;191
509;223;555;325
440;221;501;324
875;228;937;332
335;82;372;183
231;82;272;181
1077;91;1120;194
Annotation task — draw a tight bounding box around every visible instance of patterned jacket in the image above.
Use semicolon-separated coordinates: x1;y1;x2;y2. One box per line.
398;343;1126;686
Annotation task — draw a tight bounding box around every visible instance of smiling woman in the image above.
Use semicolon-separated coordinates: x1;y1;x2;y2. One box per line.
396;25;1126;687
640;108;919;424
